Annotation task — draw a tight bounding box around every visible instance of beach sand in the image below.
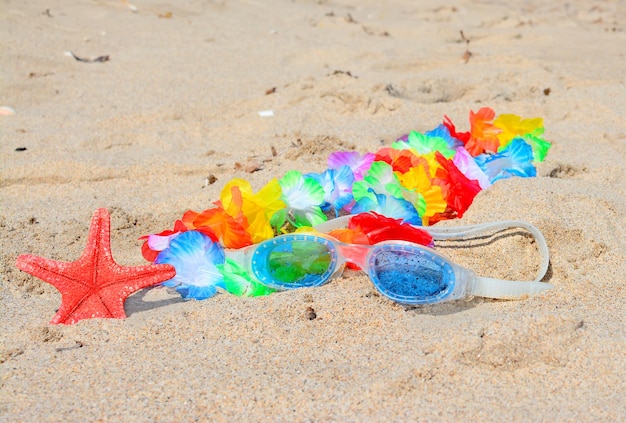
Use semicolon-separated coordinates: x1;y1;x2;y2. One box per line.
1;0;625;421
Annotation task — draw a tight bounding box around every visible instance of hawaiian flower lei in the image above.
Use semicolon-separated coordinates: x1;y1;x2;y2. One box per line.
141;107;551;300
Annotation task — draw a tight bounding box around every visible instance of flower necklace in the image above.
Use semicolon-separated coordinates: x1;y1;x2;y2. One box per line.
141;107;551;300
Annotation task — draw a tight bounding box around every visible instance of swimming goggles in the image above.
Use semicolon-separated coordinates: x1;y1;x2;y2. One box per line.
224;216;553;305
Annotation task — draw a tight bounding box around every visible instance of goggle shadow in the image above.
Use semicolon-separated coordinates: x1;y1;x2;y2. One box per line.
403;297;492;316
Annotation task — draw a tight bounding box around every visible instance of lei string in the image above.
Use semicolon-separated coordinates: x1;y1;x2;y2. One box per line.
220;178;285;244
352;161;404;203
141;108;552;300
425;124;464;150
188;204;252;249
443;115;470;144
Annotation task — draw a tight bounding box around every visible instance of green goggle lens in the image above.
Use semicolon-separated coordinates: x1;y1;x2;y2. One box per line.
253;236;336;288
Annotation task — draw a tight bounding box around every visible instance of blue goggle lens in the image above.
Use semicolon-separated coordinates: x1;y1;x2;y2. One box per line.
369;247;455;304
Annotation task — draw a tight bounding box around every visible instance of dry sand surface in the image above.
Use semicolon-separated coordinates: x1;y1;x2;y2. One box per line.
1;0;625;421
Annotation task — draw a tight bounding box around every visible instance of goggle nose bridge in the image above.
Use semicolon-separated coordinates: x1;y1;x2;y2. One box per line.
335;243;370;269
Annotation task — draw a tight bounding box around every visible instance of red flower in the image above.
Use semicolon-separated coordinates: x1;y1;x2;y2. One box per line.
444;109;501;156
329;212;432;246
443;115;470;143
350;212;433;245
432;152;481;218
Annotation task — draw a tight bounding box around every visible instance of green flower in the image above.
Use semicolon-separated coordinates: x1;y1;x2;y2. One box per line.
279;170;326;227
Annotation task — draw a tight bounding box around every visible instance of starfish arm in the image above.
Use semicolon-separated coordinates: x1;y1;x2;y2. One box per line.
16;254;92;296
51;293;111;324
81;208;115;264
110;263;177;294
95;263;176;318
53;262;175;325
16;254;101;324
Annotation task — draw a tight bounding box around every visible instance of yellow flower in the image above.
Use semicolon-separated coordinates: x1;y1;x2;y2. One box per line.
220;178;286;243
494;114;544;148
397;165;447;222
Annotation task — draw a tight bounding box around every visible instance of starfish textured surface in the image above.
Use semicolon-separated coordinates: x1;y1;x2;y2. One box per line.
15;208;176;325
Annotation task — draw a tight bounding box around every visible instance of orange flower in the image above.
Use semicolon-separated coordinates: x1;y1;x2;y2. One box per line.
464;107;501;156
192;207;253;249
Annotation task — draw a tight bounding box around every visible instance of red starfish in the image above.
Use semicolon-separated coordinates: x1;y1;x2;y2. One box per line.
16;208;176;325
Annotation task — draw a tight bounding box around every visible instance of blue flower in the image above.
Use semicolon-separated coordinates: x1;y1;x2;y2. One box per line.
305;165;355;216
352;189;421;225
475;138;536;183
155;231;226;300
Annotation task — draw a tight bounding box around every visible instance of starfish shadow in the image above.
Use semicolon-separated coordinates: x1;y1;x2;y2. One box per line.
124;288;186;317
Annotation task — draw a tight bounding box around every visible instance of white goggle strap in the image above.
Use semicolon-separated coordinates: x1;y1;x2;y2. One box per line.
313;215;352;232
425;220;552;298
470;276;553;299
424;220;550;281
